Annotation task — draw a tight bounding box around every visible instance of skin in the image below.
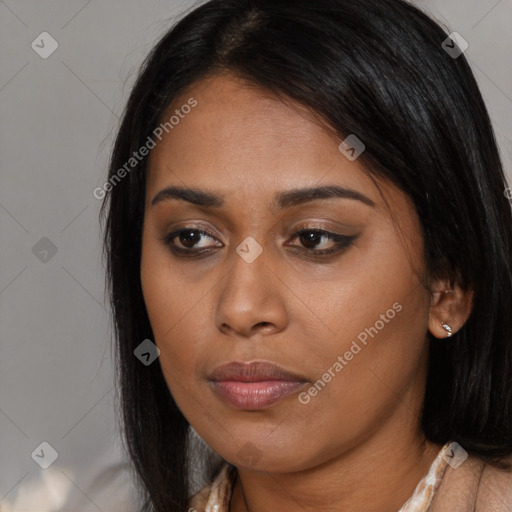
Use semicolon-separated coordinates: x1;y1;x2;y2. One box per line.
140;72;473;512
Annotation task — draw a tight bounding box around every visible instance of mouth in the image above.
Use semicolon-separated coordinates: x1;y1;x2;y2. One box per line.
208;361;308;410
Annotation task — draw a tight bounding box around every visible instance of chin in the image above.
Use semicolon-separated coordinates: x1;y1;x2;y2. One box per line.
211;433;316;473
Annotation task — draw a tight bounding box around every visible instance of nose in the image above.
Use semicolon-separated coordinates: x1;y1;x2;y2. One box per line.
214;247;289;338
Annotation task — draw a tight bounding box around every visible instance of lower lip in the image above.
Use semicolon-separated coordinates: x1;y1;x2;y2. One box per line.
211;380;306;409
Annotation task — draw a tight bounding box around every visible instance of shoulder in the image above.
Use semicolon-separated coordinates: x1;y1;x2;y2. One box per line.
476;454;512;510
431;452;512;511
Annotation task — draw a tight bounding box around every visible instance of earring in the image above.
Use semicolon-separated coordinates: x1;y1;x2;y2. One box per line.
441;322;453;337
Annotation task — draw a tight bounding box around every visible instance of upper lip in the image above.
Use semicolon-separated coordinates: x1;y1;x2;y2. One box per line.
209;361;307;382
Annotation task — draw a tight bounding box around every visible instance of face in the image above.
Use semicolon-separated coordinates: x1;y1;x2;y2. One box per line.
140;72;433;473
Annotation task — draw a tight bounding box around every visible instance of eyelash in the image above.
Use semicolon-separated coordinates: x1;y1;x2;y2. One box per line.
161;225;357;259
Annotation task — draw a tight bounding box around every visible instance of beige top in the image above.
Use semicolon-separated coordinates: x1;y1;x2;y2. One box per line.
189;442;512;511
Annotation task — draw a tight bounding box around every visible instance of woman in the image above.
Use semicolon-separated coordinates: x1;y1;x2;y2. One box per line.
99;0;512;510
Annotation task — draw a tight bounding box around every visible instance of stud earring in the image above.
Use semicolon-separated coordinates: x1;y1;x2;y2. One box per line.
441;322;453;337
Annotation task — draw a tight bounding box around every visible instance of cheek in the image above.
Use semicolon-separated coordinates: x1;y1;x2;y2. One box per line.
289;233;430;425
287;289;429;464
140;233;200;383
140;231;232;430
140;265;205;416
141;222;199;334
291;227;427;364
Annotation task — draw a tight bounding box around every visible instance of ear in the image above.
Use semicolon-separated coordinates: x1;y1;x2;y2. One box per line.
428;279;474;339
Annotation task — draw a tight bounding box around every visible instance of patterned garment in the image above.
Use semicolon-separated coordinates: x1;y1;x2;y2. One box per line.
189;442;453;512
397;442;452;511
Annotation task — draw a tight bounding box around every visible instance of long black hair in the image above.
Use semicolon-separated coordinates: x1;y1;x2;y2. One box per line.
99;0;512;510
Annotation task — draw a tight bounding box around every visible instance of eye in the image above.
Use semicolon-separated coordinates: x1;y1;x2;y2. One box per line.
287;228;357;256
161;228;222;256
161;226;357;258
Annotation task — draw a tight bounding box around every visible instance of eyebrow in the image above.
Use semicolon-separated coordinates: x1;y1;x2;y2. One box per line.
150;184;376;209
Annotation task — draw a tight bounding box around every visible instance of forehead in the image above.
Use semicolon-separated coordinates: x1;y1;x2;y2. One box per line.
145;73;375;205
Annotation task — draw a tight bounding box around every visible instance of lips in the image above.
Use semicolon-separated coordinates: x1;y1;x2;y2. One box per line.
208;361;308;410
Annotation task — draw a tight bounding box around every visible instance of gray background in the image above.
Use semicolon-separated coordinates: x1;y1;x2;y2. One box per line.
1;1;511;510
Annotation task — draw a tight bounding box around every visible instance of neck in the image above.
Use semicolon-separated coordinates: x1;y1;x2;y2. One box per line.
230;418;442;512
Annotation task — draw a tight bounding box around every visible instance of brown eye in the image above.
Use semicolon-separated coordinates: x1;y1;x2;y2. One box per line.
299;230;323;249
289;228;357;256
162;228;221;255
177;229;203;248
